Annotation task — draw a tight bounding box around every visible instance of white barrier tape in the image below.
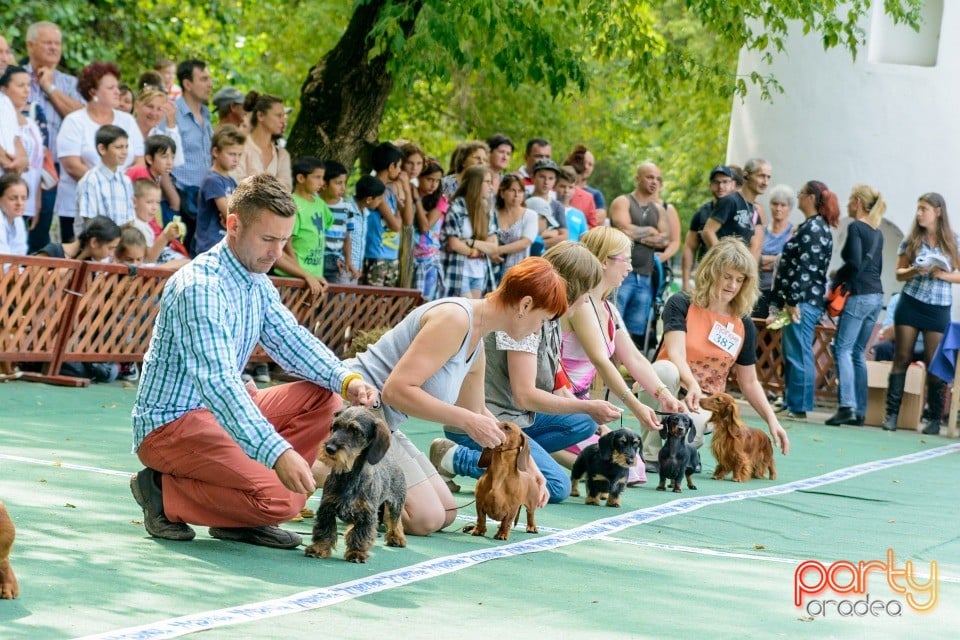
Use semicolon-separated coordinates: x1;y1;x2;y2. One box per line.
73;441;960;640
0;453;132;477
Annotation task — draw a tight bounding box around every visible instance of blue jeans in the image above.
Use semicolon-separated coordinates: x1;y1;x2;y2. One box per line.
781;302;822;413
445;412;597;503
616;272;653;338
833;293;882;415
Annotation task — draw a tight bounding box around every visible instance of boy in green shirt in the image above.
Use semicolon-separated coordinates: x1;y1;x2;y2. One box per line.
274;156;332;298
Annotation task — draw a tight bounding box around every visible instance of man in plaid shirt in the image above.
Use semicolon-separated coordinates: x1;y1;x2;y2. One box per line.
130;174;379;549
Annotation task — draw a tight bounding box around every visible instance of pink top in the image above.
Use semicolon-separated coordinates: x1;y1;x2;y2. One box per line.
561;298;618;398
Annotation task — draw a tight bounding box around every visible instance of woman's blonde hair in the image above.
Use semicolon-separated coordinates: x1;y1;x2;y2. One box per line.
453;165;492;241
542;241;603;306
136;86;167;108
692;237;760;318
579;226;632;298
850;184;887;228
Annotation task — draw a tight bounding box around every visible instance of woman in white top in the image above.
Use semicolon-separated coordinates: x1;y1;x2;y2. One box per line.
0;67;44;221
55;62;145;243
0;174;29;258
232;91;291;190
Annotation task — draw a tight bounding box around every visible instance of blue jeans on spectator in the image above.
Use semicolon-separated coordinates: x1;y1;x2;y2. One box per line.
445;411;597;503
833;293;883;416
27;187;58;254
781;302;822;413
616;272;652;338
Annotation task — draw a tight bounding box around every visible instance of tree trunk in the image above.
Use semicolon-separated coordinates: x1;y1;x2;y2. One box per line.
286;0;422;169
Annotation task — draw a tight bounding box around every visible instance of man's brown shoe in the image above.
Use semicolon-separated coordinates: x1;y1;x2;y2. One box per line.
130;468;196;541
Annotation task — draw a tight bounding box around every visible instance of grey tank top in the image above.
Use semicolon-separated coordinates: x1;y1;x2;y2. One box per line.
344;298;481;430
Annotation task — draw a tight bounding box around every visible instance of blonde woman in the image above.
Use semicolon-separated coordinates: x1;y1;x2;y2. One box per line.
644;238;790;463
559;226;684;479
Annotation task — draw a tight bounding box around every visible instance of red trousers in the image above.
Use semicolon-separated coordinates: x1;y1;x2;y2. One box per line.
136;381;341;528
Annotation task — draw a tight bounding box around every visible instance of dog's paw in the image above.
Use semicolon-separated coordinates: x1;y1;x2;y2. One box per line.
656;485;666;492
303;543;333;559
526;525;538;534
493;532;510;541
672;487;682;493
605;497;621;508
688;484;698;491
344;549;369;563
385;533;407;548
585;496;601;506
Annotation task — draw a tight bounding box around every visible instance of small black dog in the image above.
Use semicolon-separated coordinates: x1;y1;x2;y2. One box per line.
657;413;699;493
570;428;640;507
304;407;406;563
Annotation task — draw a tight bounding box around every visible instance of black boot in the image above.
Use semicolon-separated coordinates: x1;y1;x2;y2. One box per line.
922;378;946;435
882;372;907;431
825;406;857;426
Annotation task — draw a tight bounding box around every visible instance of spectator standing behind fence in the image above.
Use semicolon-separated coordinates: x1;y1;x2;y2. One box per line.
0;173;28;258
133;87;183;212
753;184;795;318
412;161;448;300
74;125;135;234
563;144;605;226
0;66;44;221
702;158;771;261
492;173;537;283
193;126;245;256
33;214;119;260
212;86;248;133
125;135;178;219
232;91;291;190
169;59;213;248
883;193;960;435
555;166;588;242
129;174;379;548
683;165;737;293
345;175;385;284
364;142;410;287
128;180;189;265
771;180;838;421
441;165;498;298
825;185;887;427
55;62;144;243
273;157;331;299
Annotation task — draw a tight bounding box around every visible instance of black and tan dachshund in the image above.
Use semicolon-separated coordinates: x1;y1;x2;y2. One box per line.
570;428;640;507
304;407;406;563
657;413;699;493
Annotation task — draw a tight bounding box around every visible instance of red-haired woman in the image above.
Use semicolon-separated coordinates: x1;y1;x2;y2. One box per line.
772;180;839;420
55;62;145;242
338;257;569;535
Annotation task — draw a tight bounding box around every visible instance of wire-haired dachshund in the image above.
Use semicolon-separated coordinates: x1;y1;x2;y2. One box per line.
657;413;699;493
701;392;776;483
0;501;17;599
466;422;539;541
304;407;406;563
570;428;640;507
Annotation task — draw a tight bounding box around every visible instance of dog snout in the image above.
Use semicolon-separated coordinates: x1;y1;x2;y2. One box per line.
325;442;338;456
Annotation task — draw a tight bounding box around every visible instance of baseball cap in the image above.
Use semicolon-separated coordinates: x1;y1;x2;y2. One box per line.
212;87;244;114
532;158;560;176
709;164;734;180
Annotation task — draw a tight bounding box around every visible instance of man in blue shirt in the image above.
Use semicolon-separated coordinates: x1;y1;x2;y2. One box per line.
130;174;379;549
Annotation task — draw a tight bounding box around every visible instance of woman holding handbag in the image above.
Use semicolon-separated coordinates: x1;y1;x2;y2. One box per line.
772;180;839;420
825;185;887;426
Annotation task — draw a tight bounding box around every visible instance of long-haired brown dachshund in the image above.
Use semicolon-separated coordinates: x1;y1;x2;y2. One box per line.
701;392;776;483
0;501;18;599
466;422;539;541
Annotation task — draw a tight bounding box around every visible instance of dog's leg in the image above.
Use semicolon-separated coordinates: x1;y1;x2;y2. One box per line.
472;506;488;537
584;477;602;506
672;475;682;493
569;474;581;498
712;462;728;481
605;478;626;508
734;454;752;483
304;500;339;559
686;472;698;490
493;507;519;541
344;512;377;563
768;460;777;480
383;501;407;548
656;474;667;491
0;503;17;599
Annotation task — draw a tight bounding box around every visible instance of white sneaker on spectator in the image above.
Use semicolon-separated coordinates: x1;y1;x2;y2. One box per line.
119;363;140;382
253;364;271;384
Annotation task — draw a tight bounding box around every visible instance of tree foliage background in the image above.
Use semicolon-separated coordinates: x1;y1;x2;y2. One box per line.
2;0;921;226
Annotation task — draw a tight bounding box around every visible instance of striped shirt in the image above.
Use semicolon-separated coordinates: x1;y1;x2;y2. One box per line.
170;97;213;189
24;64;85;157
131;241;355;466
75;164;135;229
325;197;359;263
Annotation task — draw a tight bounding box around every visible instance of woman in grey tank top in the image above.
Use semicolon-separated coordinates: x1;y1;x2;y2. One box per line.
342;257;568;536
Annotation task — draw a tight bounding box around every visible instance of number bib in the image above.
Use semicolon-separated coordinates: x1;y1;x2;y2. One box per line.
708;321;742;356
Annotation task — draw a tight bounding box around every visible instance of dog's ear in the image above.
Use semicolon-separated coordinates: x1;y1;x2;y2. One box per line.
659;427;668;441
597;432;614;460
478;448;493;469
363;418;392;465
517;433;530;472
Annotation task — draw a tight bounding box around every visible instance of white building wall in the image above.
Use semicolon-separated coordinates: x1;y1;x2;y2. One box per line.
728;1;956;312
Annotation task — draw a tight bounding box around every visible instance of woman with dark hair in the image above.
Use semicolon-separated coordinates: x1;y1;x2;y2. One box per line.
440;165;498;298
883;193;960;434
232;91;290;189
0;66;44;225
440;141;488;201
563;144;603;226
55;62;145;243
492;173;538;281
32;214;121;260
825;185;887;426
771;180;839;420
0;173;29;258
412;161;448;300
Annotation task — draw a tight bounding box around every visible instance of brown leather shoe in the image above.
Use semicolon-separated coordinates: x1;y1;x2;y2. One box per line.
208;525;301;549
130;469;196;541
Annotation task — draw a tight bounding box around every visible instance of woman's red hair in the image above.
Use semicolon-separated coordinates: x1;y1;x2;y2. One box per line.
489;257;568;318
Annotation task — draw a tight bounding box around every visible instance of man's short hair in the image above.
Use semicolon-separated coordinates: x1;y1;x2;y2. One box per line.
525;137;550;156
176;59;207;88
355;175;386;200
324;161;348;182
26;21;60;44
371;142;403;172
95;125;128;150
292;156;325;183
229;174;297;226
144;134;176;158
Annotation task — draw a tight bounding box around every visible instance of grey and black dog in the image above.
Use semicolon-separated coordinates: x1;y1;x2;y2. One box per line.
657;413;700;493
304;406;406;563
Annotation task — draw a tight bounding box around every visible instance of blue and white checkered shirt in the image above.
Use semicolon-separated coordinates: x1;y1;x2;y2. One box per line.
170;96;213;189
131;240;355;467
75;164;135;229
24;64;85;157
900;236;958;307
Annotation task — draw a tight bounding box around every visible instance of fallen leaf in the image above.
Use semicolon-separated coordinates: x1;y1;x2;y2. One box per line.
65;503;76;508
53;461;61;467
892;480;900;483
38;478;46;483
798;615;814;622
131;520;143;526
888;519;896;523
754;544;766;550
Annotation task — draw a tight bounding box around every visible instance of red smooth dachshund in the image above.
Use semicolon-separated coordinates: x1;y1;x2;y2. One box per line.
468;422;539;541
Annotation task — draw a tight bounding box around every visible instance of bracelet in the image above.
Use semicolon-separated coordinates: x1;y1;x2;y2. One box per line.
46;85;58;95
340;373;363;399
467;238;475;248
619;387;632;402
653;383;668;400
